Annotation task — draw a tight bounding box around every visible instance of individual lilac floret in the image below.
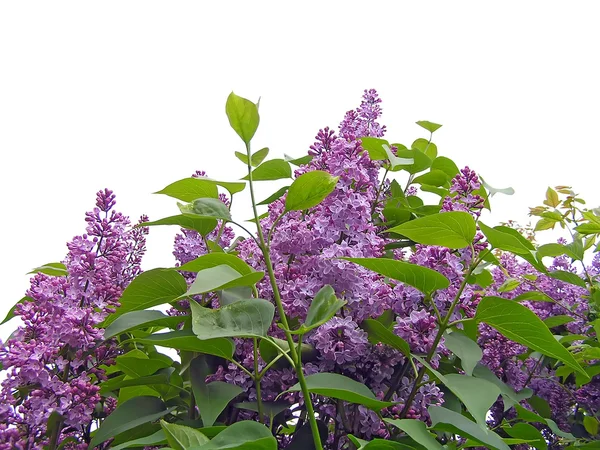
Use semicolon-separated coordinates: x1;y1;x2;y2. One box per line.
310;316;369;365
442;166;485;217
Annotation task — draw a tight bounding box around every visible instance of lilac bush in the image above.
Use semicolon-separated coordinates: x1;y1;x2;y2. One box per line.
1;90;598;449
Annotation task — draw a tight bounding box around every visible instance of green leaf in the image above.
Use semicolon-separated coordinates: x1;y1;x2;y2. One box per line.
505;423;547;450
90;397;172;448
155;178;219;202
1;296;30;325
387;212;476;249
513;291;555;303
161;420;209;450
548;270;586;288
478;222;534;255
116;353;170;378
428;406;510;450
188;198;232;221
110;430;167;450
143;215;217;237
104;269;187;326
412;170;449;187
190;357;243;427
225;92;259;145
292;285;346;334
188;421;277;449
104;310;184;339
285;170;339;212
384;419;443;449
342;258;450;295
412;138;438;159
476;296;588;379
514;403;546;424
583;416;599;436
360;137;390;160
257;186;290;205
575;222;600;235
287;421;329;450
416;357;500;426
236;147;270;167
537;243;580;260
392;146;432;174
543;315;575;328
544;187;560;208
242;159;292;181
445;331;482;376
472;364;532;411
527;395;552;418
382;143;415;169
191;298;275;339
181;265;264;297
430;156;459;178
234;401;290;417
135;330;235;360
28;262;68;277
178;253;255;276
416;121;442;133
284;154;313;166
360;319;410;358
286;372;395;411
218;286;253;306
259;337;317;369
100;373;171;395
200;178;247;196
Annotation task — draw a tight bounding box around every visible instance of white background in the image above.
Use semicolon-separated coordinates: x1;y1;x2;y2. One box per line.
1;1;599;340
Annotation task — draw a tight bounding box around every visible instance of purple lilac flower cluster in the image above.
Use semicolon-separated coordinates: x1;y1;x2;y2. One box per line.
0;190;148;449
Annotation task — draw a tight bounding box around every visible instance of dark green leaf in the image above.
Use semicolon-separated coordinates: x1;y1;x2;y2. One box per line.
116;353;170;378
188;421;277;449
191;299;275;339
543;315;575;328
468;270;493;288
430;156;459;178
287;421;329;450
135;330;235;360
527;395;552;418
257;186;290;205
445;331;482;376
104;269;187;326
476;296;588;378
1;296;30;325
387;212;476;249
286;372;395;411
104;310;185;339
242;159;292;181
390;146;430;174
178;253;255;276
361;319;410;358
285;170;339;212
505;423;547;450
428;406;510;450
161;420;209;449
292;285;346;334
100;373;171;395
472;364;532;411
384;419;443;449
548;270;586;288
190;357;243;427
416;121;442;133
110;430;167;450
155;178;219;202
90;397;172;448
28;262;68;277
225;92;259;145
478;222;534;255
142;215;217;237
412;170;449;187
181;265;264;297
234;401;290;417
342;258;450;295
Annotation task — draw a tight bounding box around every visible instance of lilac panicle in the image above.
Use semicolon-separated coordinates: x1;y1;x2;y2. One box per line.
0;189;148;449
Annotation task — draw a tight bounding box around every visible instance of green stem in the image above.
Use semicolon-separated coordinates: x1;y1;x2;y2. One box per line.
253;338;265;423
400;253;479;418
245;142;324;450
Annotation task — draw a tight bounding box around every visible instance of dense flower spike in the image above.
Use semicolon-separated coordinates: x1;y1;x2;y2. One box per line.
0;190;147;449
